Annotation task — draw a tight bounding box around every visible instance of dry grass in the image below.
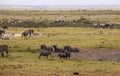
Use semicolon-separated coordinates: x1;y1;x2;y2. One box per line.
0;27;120;76
0;27;120;52
0;52;120;76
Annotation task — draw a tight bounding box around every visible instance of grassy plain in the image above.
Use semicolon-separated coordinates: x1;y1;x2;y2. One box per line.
0;52;120;76
0;27;120;52
0;9;120;76
0;27;120;76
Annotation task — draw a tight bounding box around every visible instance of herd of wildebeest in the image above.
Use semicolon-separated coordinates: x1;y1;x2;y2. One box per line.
0;44;79;60
39;44;79;59
0;22;119;59
0;26;80;59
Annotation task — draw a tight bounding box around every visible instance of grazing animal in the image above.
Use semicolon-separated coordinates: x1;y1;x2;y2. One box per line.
58;52;71;59
100;24;109;28
27;29;34;36
0;45;8;58
52;45;64;53
102;24;113;29
39;51;51;59
2;26;8;30
40;45;53;52
64;46;79;52
72;48;79;52
21;29;34;39
21;31;29;39
64;46;72;52
94;23;100;28
94;23;113;29
40;45;47;50
47;47;53;52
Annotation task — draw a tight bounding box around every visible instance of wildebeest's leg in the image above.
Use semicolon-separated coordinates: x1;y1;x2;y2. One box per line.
46;55;48;59
39;55;41;59
6;50;8;58
69;56;70;60
29;32;31;37
24;36;28;40
60;56;61;59
21;35;24;40
1;51;4;57
25;37;27;39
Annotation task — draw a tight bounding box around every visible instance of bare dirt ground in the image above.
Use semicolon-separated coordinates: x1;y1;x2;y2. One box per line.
52;49;120;62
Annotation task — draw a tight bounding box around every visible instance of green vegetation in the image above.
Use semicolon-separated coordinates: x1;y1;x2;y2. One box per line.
0;9;120;28
0;27;120;52
0;9;120;76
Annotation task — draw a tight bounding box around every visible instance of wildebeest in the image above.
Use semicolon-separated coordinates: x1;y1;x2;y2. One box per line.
94;23;100;28
102;24;113;29
21;29;34;39
21;31;29;39
58;52;71;59
41;45;47;50
54;20;64;23
2;26;8;30
64;46;79;52
47;47;53;52
40;45;53;52
39;51;51;59
71;19;79;23
52;45;64;53
94;23;113;29
27;29;34;36
0;45;8;58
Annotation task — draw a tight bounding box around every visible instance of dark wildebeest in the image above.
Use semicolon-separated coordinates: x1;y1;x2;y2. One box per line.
46;47;53;52
64;46;79;52
54;20;64;23
52;45;64;53
0;45;8;58
21;29;34;39
27;29;34;36
94;23;113;29
94;23;100;28
40;45;47;50
40;45;53;52
102;24;113;29
39;51;51;59
72;48;79;52
64;46;72;52
2;26;8;30
100;24;109;28
58;52;71;59
21;31;29;39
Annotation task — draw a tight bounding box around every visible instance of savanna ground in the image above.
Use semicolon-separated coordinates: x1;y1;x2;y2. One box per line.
0;27;120;76
0;9;120;76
